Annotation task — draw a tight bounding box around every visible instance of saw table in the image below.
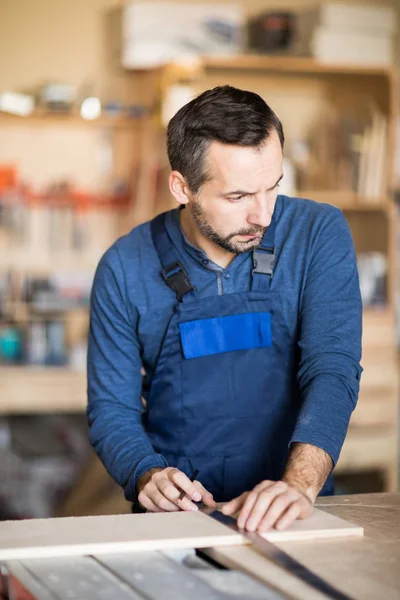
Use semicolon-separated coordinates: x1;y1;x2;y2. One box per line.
0;493;399;600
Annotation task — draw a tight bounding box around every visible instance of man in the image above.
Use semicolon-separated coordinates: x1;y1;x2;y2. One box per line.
87;86;362;533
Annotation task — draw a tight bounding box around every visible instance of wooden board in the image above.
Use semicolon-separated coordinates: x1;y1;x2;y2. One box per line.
0;507;363;561
0;511;246;561
260;507;363;542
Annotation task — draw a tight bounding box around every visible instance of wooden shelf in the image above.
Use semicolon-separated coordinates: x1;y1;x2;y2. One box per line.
162;55;395;78
0;366;86;414
299;190;391;212
0;112;144;129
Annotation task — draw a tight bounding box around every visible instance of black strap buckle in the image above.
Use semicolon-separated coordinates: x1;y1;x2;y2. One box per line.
252;246;276;277
161;261;195;301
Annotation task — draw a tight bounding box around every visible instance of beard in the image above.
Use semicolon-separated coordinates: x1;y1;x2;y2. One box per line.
190;199;266;254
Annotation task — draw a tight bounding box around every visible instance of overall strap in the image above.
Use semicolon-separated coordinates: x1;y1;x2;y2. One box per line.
150;212;195;302
251;211;277;292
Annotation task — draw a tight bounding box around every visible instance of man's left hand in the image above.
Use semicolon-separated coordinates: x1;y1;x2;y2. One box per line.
221;480;314;533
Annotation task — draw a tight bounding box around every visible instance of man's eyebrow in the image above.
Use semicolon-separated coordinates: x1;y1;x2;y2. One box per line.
267;173;284;190
222;189;256;197
222;174;284;197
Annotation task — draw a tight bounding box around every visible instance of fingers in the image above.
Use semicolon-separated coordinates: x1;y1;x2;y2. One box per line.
237;481;278;530
268;493;313;531
257;488;300;532
138;467;215;513
275;502;302;530
193;481;217;508
157;473;196;510
221;492;249;517
169;469;202;502
136;494;163;513
231;481;314;533
147;483;183;512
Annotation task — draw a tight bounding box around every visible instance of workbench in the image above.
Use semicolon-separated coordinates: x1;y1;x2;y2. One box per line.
0;493;399;600
209;492;400;600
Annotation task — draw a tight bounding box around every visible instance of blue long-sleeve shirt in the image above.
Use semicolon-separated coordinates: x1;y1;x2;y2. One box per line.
87;195;362;501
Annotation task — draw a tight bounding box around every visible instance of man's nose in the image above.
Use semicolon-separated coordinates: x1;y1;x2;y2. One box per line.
247;201;272;228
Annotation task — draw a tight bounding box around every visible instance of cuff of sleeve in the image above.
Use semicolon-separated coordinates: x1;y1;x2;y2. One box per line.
124;453;169;502
290;374;355;467
289;432;343;467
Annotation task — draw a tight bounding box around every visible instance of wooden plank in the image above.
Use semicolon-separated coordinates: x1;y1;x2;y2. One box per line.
258;508;363;543
161;56;395;78
0;508;362;561
0;512;246;561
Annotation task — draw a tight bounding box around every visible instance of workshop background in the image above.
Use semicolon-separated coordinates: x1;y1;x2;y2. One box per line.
0;0;399;520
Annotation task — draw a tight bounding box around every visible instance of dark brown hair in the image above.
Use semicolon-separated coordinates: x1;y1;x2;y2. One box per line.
167;85;284;193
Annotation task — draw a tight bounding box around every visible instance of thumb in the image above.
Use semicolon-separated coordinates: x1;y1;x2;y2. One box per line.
221;492;248;516
221;492;249;515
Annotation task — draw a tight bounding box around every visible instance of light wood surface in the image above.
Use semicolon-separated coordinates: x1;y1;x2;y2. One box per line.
0;511;246;561
207;493;400;600
260;507;363;542
163;55;396;78
0;506;362;561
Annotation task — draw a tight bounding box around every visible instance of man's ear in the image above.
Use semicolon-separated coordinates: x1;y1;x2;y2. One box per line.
169;171;191;206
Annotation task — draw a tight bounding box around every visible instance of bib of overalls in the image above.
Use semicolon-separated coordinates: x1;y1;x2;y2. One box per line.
144;208;331;501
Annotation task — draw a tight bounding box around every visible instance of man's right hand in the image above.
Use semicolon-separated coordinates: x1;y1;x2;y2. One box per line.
136;467;217;512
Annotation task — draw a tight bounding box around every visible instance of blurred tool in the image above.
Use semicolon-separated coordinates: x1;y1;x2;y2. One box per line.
39;83;76;113
0;324;22;364
26;321;47;365
248;12;295;54
46;320;67;366
357;252;387;307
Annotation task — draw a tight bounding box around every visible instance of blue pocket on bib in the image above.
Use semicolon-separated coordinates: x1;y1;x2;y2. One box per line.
179;312;272;359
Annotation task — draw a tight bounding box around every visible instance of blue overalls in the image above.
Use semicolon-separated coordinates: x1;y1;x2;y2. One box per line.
144;209;332;502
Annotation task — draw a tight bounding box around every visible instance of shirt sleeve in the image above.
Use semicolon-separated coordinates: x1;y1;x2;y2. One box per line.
87;245;168;502
290;208;363;465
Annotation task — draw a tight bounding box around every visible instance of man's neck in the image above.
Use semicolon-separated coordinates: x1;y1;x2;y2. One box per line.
179;207;235;269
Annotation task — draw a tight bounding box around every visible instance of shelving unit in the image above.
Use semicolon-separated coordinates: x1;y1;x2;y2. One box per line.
192;55;396;77
0;107;145;406
0;112;144;129
0;366;86;414
2;54;399;498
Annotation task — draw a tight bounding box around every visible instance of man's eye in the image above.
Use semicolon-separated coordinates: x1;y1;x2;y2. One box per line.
229;195;245;201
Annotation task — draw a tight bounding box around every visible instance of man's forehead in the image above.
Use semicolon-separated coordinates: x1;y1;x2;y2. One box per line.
205;140;282;188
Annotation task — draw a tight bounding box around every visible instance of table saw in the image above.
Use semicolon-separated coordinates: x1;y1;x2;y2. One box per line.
0;493;399;600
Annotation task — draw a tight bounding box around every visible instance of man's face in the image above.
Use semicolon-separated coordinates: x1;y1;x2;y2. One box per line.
188;131;283;254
